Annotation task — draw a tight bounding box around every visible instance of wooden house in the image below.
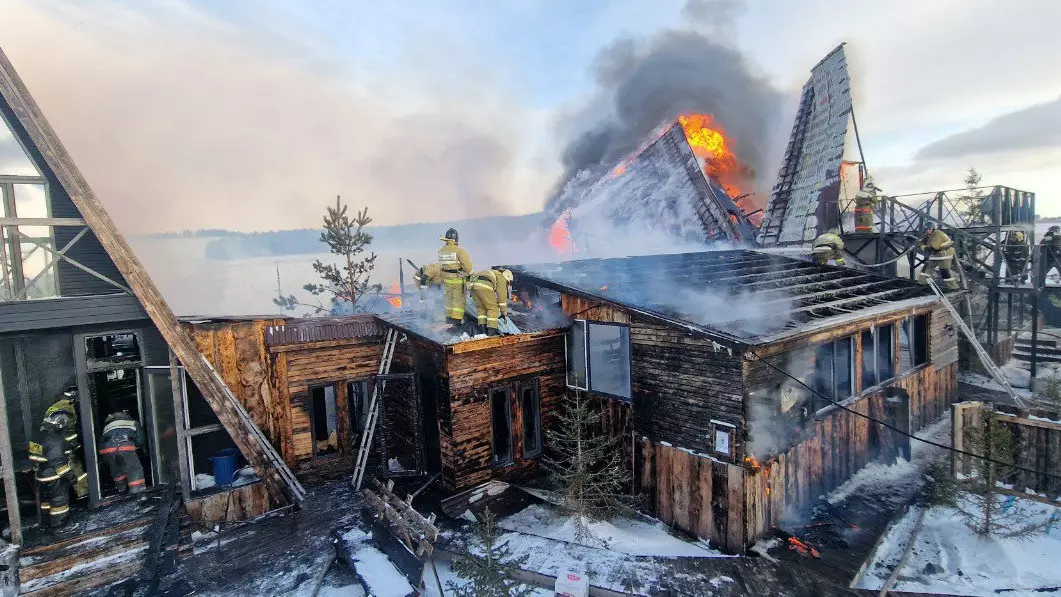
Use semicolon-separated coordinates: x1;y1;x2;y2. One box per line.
512;249;958;552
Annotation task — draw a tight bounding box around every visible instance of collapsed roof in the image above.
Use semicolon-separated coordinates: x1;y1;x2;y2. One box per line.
513;249;938;347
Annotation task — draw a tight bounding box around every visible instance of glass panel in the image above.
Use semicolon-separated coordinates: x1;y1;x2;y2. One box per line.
836;337;853;398
566;321;587;389
521;383;541;456
0;119;39;176
311;385;339;457
914;316;929;366
861;329;876;389
812;342;835;400
588;323;631;399
348;380;369;435
877;324;895;382
14;184;57;298
898;319;913;373
490;388;512;465
147;370;179;485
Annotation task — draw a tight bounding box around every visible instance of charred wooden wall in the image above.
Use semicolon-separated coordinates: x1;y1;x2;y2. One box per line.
441;331;566;491
631;320;745;459
184;482;272;522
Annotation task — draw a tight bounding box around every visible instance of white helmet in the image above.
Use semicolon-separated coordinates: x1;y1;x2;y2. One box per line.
501;269;513;283
863;175;879;191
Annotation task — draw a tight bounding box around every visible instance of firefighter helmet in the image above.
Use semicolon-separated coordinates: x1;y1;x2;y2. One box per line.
42;410;72;433
63;385;78;399
441;228;459;243
828;227;840;236
501;269;513;283
863;175;879;191
1051;225;1060;233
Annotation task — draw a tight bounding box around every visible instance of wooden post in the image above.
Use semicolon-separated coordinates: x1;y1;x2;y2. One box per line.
0;358;23;544
169;350;191;503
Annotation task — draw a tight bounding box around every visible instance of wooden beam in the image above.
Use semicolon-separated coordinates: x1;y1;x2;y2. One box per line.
184;423;224;437
995;412;1061;432
0;47;302;505
0;217;85;226
0;353;22;545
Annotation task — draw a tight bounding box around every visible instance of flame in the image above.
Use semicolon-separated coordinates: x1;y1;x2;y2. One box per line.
548;209;575;254
786;536;821;558
386;282;402;309
600;285;609;292
744;456;761;470
678;113;749;201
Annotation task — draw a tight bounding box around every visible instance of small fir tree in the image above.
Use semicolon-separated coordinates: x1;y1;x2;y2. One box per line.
274;195;382;315
961;167;985;223
953;413;1049;539
448;508;537;597
921;457;958;508
543;387;637;542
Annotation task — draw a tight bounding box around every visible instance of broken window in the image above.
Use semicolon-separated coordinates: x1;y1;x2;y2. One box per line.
861;324;895;389
85;333;141;369
348;379;370;436
566;320;588;389
712;420;736;458
311;385;339;457
520;381;541;457
588;323;632;399
175;368;254;494
811;336;854;409
898;316;928;373
490;387;513;466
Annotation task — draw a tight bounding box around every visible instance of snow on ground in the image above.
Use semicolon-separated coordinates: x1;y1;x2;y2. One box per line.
959;366;1035;397
497;503;725;556
420;555;551;597
859;498;1061;596
340;528;415;597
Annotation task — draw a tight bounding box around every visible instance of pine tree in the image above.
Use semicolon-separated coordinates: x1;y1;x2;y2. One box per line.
543;388;637;542
953;413;1049;539
961;167;985;224
274;195;382;315
448;508;537;597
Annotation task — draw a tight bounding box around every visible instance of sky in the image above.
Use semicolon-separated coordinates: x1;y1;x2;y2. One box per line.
1;0;1059;235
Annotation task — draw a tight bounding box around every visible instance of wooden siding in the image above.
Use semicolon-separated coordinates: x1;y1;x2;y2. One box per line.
0;294;145;333
442;331;566;491
560;294;630;323
631;320;745;458
929;305;959;366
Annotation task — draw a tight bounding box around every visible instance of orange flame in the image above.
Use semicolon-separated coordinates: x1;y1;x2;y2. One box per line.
386;282;402;309
678;113;745;198
600;285;609;292
548;209;575;254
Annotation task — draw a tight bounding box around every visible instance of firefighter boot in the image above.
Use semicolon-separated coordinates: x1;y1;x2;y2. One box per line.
486;327;501;337
943;276;960;291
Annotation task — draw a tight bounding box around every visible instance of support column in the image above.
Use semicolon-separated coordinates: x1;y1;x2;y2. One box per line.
0;356;22;545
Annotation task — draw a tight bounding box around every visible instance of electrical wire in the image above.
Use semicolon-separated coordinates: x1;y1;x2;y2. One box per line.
747;350;1061;481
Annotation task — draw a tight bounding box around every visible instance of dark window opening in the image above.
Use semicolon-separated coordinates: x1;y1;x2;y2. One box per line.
520;382;541;457
85;333;141;369
566;321;587;389
184;371;221;428
348;380;370;437
861;324;895;389
588;323;631;400
311;385;339;457
490;387;513;466
899;316;929;372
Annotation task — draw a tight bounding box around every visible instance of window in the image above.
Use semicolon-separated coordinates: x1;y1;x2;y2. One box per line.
0;180;58;301
566;321;587;389
177;369;254;494
348;380;370;436
566;320;632;400
520;382;542;457
711;420;736;458
311;385;339;457
490;387;513;466
898;316;928;373
811;336;854;408
861;324;895;389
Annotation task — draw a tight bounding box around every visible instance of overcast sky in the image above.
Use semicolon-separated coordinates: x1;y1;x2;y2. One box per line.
1;0;1059;234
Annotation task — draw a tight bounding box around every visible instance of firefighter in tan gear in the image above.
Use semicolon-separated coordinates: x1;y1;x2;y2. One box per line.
1002;230;1030;284
811;228;846;266
471;268;513;336
438;228;472;331
29;411;79;527
853;176;881;233
917;224;960;290
1039;225;1061;285
413;263;443;301
43;386;88;501
99;411;147;495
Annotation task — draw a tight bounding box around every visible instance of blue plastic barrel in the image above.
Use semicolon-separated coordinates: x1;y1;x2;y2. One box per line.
210;448;241;486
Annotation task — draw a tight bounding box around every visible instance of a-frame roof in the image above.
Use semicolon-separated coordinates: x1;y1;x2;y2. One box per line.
0;46;304;506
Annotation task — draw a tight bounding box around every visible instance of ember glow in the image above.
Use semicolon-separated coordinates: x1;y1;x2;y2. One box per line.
548;209;575;254
787;536;821;558
678;113;745;197
386;282;402;309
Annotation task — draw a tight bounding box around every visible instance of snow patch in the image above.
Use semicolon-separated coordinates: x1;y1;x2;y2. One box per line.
749;538;780;563
340;528;415;597
827;458;919;505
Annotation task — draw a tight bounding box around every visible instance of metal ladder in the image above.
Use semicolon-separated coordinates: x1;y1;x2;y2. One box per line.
926;279;1025;407
352;327;400;491
200;357;307;503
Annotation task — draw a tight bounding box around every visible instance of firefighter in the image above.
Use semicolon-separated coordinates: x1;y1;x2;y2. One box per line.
43;386;88;501
470;268;513;336
916;224;960;290
438;228;472;331
811;228;846;266
413;263;443;302
853;176;881;233
1040;225;1061;284
1002;230;1030;284
98;411;146;495
29;411;78;527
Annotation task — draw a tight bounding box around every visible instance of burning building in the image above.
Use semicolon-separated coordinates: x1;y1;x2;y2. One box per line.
545;114;762;254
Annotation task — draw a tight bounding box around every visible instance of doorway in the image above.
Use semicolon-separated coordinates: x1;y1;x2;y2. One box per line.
76;331;154;503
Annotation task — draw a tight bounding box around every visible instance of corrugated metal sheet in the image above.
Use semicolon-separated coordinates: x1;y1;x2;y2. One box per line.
264;315;381;346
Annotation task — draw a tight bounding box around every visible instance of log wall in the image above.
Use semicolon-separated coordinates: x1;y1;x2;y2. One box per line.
184;482;272;522
441;331;566;491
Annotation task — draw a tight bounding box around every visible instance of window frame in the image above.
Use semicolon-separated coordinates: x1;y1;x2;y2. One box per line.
811;336;854;411
518;379;542;459
489;384;515;467
710;419;736;461
860;324;897;390
566;319;633;401
565;320;588;390
346;378;372;438
0;177;61;301
898;315;929;373
308;383;341;460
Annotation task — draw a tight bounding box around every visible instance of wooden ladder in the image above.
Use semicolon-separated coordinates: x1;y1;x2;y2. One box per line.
352;328;400;491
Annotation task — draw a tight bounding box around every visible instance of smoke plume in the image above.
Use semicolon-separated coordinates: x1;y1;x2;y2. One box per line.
548;3;784;211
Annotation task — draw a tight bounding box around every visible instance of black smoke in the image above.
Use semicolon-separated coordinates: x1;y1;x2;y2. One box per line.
547;6;784;213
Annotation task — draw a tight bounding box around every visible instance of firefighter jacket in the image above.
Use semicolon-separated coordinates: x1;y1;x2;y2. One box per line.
414;263;443;288
438;240;472;277
44;398;80;446
812;232;844;252
472;270;511;317
854;187;880;206
919;230;955;259
101;415;145;450
29;431;73;482
1041;231;1061;249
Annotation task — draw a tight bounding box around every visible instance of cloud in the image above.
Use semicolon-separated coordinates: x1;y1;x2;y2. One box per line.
915;97;1061;160
0;0;555;234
